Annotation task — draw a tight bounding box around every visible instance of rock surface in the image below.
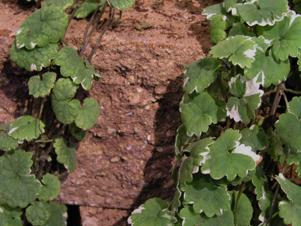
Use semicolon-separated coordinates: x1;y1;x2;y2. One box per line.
0;0;214;225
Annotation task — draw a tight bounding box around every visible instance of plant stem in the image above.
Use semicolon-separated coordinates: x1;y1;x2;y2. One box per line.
234;183;245;226
270;84;285;116
284;88;301;95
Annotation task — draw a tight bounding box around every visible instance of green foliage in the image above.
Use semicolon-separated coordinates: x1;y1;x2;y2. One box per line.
130;1;301;225
4;0;129;223
0;150;41;208
8;116;45;141
15;6;68;49
28;72;57;98
53;138;76;172
10;43;58;71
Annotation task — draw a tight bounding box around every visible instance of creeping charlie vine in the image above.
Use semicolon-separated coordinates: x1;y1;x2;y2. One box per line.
0;0;134;225
129;0;301;226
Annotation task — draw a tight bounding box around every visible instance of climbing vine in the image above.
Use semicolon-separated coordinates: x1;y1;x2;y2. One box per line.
130;0;301;226
0;0;134;225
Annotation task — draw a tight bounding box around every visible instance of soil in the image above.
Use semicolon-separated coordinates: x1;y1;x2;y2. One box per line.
0;0;216;225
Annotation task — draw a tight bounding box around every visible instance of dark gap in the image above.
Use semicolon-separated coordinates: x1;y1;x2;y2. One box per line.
67;205;82;226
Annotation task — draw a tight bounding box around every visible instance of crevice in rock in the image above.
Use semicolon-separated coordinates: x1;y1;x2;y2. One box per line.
67;205;83;226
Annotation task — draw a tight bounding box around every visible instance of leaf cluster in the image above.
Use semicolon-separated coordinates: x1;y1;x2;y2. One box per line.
130;0;301;225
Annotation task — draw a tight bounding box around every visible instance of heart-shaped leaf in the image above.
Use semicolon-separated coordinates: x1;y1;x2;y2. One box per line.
38;174;61;201
75;98;100;130
53;138;76;172
28;72;57;98
16;6;68;49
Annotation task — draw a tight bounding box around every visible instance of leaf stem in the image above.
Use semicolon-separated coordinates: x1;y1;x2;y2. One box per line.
284;88;301;95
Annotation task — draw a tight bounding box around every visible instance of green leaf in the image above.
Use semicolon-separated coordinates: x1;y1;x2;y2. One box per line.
210;15;227;44
184;58;220;94
52;78;78;101
28;72;57;98
51;79;80;124
175;125;189;157
42;0;74;9
241;125;268;150
55;47;99;90
276;112;301;152
35;202;67;226
202;129;259;181
15;6;68;49
245;51;290;87
0;150;41;208
234;192;253;226
0;132;18;151
202;3;224;20
75;98;100;130
263;12;301;61
53;138;76;172
180;92;218;136
287;153;301;178
178;157;194;187
228;76;246;98
52;99;81;124
108;0;135;10
185;138;214;170
8;116;45;141
251;167;271;221
276;174;301;226
128;198;176;226
75;0;104;19
26;202;50;226
182;177;231;217
236;0;289;26
179;206;201;226
0;205;22;226
200;210;234;226
10;43;58;71
210;35;257;68
38;174;61;201
288;96;301;119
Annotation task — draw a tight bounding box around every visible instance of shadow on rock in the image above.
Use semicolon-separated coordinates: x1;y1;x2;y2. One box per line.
113;76;184;226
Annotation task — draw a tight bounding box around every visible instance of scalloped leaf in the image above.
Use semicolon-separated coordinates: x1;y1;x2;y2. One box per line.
108;0;135;10
38;174;61;201
276;112;301;152
15;7;68;49
42;0;74;9
0;150;41;208
180;92;218;136
251;167;271;222
233;192;253;226
0;205;22;226
182;177;231;217
202;129;259;181
203;3;224;20
55;47;99;90
75;98;100;130
263;12;301;61
53;138;76;172
51;79;80;124
10;43;58;71
236;0;289;26
241;125;268;150
75;0;105;19
128;198;177;226
26;202;50;226
245;51;290;87
200;210;234;226
179;206;201;226
184;58;220;94
0;132;18;151
28;72;57;98
210;15;227;44
8;116;45;141
276;174;301;226
46;203;67;226
210;35;257;68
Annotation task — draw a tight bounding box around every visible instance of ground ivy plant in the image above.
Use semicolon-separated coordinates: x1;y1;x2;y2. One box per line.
1;0;134;225
129;0;301;226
